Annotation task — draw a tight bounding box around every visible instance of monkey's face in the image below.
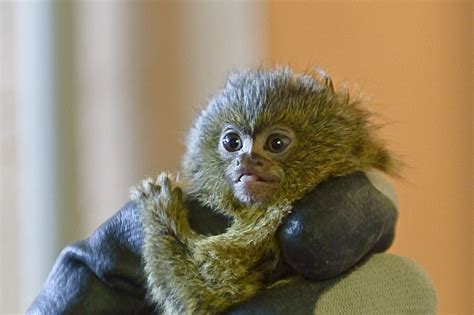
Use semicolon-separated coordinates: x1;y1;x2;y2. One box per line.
219;125;295;205
182;68;395;212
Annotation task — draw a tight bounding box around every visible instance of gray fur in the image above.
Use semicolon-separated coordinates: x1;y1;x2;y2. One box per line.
131;67;399;314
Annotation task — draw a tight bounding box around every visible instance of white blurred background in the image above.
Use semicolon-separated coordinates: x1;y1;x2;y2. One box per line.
1;1;266;312
1;1;471;314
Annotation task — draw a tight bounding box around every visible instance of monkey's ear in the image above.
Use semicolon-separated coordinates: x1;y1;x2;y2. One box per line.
314;67;335;93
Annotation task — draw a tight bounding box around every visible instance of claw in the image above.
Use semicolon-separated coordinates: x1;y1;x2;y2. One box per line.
143;179;153;194
143;178;161;195
157;174;170;190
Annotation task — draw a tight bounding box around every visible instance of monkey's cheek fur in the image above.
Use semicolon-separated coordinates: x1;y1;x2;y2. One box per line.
233;181;278;204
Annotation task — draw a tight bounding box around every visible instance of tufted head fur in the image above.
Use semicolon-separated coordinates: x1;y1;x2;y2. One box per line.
182;67;398;215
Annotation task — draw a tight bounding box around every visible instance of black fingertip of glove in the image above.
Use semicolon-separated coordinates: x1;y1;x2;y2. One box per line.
278;172;398;280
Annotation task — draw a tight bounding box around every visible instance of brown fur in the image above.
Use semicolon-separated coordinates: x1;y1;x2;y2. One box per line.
131;67;398;314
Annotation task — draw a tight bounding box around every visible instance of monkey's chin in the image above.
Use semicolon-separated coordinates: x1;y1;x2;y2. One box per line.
233;181;276;205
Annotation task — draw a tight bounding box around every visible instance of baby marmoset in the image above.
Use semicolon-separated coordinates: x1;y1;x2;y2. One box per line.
131;67;397;314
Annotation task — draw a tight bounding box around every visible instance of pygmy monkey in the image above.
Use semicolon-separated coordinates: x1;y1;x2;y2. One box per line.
131;67;398;314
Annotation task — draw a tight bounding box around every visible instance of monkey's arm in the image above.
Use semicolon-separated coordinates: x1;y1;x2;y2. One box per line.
132;175;219;314
133;174;292;314
278;171;398;280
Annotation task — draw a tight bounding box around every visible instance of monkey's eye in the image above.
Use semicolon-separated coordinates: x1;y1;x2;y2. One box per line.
222;133;242;152
265;134;291;153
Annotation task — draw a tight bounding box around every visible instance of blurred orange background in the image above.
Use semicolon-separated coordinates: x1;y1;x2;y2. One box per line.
1;1;471;314
267;2;472;314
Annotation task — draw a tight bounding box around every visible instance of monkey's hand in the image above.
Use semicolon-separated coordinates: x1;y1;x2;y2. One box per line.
130;173;196;244
132;174;237;314
132;174;224;314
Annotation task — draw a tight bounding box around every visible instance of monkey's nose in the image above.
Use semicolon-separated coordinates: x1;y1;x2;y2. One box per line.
238;153;264;167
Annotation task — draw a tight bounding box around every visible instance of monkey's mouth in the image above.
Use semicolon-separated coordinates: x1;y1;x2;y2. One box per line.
238;173;263;183
233;172;279;203
237;172;277;184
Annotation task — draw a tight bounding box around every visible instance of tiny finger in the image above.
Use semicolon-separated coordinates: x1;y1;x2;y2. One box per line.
172;187;183;202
